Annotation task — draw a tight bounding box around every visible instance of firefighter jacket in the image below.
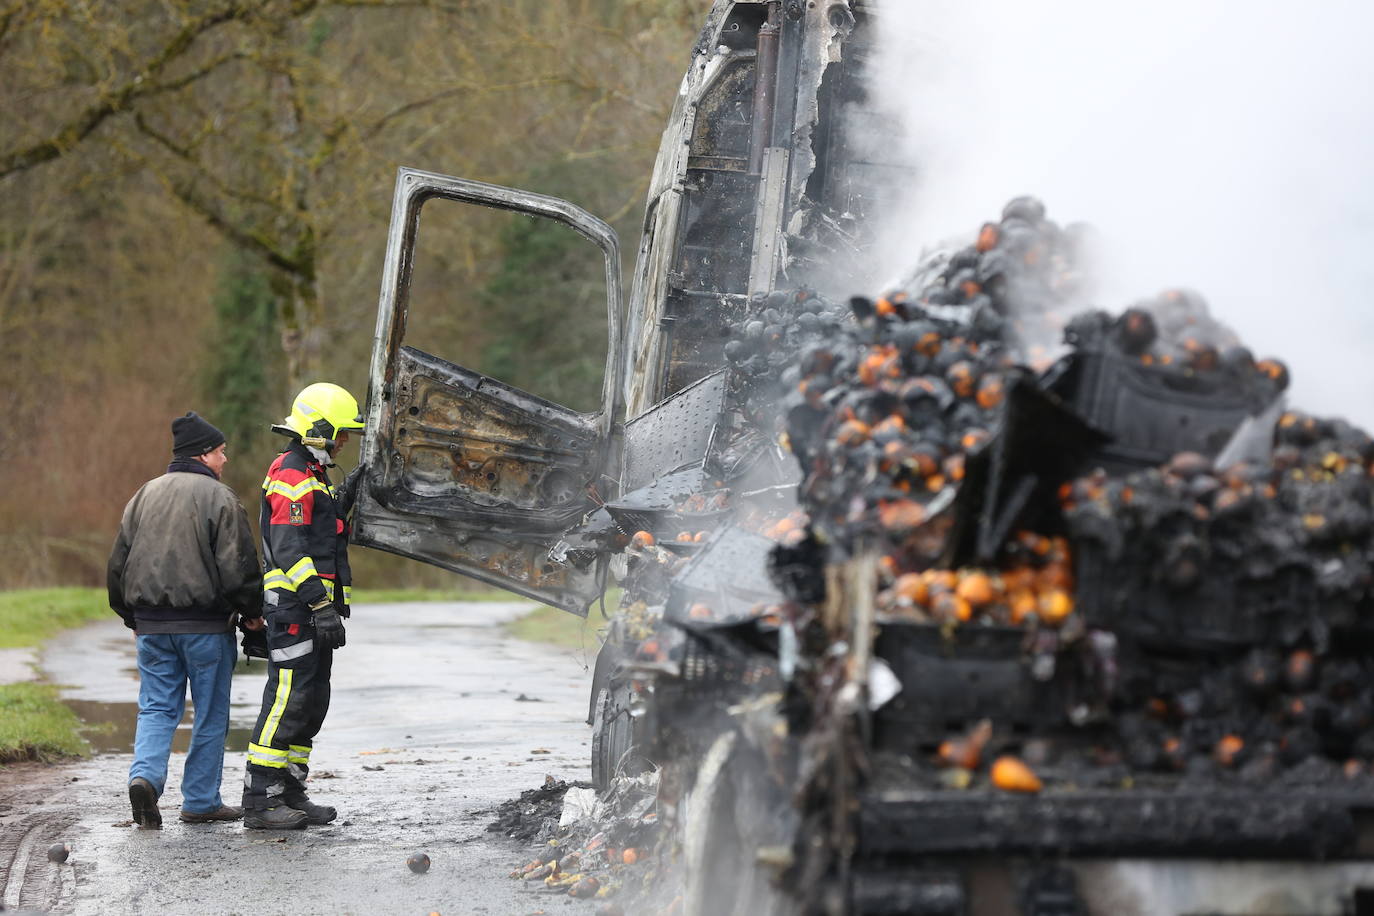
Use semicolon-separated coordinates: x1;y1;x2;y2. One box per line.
260;440;353;623
108;462;262;634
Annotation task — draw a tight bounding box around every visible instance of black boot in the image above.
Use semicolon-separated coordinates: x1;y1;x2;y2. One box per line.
128;777;161;829
244;806;309;830
285;795;337;825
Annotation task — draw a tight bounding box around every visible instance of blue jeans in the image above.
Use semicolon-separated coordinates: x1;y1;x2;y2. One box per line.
130;632;237;814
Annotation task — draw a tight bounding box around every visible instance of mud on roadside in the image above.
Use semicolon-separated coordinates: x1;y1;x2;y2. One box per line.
0;761;83;912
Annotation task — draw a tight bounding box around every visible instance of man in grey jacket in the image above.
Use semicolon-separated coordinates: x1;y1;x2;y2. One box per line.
108;412;264;828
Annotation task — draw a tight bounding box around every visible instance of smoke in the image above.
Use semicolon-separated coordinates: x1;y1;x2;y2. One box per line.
867;0;1374;427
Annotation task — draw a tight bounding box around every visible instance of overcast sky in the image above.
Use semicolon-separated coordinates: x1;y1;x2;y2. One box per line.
869;0;1374;427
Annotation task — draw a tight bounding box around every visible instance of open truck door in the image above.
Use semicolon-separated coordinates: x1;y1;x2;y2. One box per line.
354;168;624;615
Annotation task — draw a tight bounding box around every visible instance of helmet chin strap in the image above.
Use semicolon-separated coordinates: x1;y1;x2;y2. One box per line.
302;437;336;466
270;424;338;465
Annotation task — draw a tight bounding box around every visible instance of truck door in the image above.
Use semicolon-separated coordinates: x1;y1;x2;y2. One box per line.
354;168;624;615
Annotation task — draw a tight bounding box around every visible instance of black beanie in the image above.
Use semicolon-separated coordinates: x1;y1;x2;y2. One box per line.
171;411;226;458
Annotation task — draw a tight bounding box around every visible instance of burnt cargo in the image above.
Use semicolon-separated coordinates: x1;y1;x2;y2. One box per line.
1050;345;1275;473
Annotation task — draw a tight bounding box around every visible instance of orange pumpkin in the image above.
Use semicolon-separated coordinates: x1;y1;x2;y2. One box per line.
955;571;996;607
991;756;1042;793
975;222;1000;252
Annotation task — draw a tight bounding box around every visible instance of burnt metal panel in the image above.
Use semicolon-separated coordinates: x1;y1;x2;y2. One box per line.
674;168;759;295
852;870;967;916
621;370;729;494
352;486;599;616
661;290;752;396
688;55;757;161
604;465;710;536
859;788;1374;860
666;527;782;623
748;145;790;294
379;347;598;526
354;346;608;614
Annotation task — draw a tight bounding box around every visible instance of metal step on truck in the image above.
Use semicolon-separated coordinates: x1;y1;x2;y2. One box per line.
351;2;1374;913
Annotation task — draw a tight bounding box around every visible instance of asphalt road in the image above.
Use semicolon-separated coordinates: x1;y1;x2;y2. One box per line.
0;601;601;915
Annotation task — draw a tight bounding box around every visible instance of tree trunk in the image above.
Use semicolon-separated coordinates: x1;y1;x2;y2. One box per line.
273;261;322;393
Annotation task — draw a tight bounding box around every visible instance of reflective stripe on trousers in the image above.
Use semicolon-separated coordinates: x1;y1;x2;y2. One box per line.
242;620;333;810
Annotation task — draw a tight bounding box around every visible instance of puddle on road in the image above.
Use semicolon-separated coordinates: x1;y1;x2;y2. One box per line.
63;699;255;755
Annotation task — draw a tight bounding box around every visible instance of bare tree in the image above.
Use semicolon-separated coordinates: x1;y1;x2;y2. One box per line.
2;0;703;383
0;0;706;586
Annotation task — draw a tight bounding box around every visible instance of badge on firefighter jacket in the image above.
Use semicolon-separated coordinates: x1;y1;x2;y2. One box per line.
289;502;305;525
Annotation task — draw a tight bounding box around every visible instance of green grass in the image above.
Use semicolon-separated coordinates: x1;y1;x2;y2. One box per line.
0;588;111;649
506;604;606;651
351;587;521;604
0;683;90;761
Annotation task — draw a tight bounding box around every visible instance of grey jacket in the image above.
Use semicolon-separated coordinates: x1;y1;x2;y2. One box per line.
107;468;262;634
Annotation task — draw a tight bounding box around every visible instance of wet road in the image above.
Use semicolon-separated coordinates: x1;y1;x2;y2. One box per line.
1;601;600;915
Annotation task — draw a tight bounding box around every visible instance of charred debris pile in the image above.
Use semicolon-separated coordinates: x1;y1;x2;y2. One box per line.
772;196;1374;793
586;195;1374;790
502;775;664;912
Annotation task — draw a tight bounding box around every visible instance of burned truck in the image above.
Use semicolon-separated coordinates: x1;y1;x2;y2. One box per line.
351;0;899;766
352;1;1374;914
353;0;897;601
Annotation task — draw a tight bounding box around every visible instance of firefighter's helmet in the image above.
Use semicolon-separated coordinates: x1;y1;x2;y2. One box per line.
283;383;365;443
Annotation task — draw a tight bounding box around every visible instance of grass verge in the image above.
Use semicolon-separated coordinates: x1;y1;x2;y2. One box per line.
506;604;606;652
0;683;90;762
0;588;110;649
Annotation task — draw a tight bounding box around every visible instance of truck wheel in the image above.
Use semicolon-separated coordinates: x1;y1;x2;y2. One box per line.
590;681;638;791
683;731;790;916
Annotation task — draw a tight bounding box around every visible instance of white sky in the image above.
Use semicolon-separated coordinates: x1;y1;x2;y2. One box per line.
869;0;1374;427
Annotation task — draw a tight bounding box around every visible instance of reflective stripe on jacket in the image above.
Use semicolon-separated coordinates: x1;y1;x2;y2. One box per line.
260;441;352;617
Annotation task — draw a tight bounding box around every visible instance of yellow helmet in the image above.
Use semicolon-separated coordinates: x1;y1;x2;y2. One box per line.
282;383;365;442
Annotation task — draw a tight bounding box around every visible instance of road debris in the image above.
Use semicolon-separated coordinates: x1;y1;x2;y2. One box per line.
487;778;583;842
498;772;665;909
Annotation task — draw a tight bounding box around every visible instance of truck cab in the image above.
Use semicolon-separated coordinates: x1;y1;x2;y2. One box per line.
352;0;897;608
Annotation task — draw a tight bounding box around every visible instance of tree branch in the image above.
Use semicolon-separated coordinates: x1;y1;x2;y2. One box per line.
132;112;286;215
0;2;251;180
168;178;304;277
358;77;568;142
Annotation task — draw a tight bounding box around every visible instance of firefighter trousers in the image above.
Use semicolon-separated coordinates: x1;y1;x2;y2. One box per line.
242;615;333;810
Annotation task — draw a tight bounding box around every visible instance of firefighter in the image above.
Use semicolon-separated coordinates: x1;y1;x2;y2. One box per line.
242;383;366;830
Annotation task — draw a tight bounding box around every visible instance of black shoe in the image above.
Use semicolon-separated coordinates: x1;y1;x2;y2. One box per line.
243;806;309;830
285;798;337;825
180;805;244;823
129;777;161;829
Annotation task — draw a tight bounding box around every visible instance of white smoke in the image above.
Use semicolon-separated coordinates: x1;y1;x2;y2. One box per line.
868;0;1374;427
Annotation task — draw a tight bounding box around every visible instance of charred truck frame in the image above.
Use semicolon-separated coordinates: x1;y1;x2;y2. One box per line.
354;2;1374;914
356;0;892;768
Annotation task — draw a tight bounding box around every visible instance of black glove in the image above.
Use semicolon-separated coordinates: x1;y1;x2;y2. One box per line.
310;598;347;650
336;463;367;517
240;626;269;660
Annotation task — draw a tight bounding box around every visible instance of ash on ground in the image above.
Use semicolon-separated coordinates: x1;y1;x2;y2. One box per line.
500;773;670;911
486;776;587;843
